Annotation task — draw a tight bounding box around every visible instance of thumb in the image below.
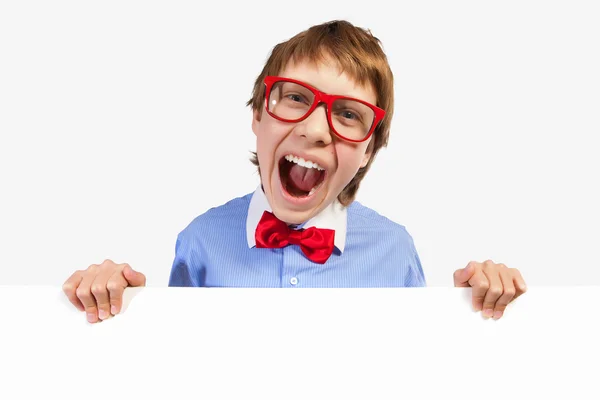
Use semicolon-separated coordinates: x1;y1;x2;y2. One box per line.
453;263;474;287
123;264;146;287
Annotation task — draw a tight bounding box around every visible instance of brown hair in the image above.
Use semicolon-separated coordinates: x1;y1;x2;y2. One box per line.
247;20;394;206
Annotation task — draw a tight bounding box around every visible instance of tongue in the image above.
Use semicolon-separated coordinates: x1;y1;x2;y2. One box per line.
288;164;320;192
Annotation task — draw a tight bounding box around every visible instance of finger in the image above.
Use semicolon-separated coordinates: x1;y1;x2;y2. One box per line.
76;266;100;323
511;268;528;299
492;268;516;319
453;262;477;286
91;266;118;321
468;270;489;312
123;264;146;287
481;263;504;319
62;270;85;312
106;270;129;316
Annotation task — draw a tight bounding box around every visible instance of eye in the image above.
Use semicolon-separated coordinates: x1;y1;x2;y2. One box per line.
336;109;362;123
341;110;359;120
286;94;306;103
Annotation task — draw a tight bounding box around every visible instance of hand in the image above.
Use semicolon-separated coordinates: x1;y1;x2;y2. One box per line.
453;260;527;319
62;259;146;323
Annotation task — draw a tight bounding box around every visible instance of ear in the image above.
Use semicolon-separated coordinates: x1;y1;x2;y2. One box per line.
251;108;261;137
360;150;372;168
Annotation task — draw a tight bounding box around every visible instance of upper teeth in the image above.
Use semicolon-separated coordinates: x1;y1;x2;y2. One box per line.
285;154;324;171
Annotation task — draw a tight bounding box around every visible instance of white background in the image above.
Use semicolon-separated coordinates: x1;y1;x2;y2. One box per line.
1;0;599;287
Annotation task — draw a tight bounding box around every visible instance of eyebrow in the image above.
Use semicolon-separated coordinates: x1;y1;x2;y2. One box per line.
279;75;375;105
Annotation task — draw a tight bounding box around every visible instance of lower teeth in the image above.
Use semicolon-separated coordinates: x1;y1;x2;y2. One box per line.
308;187;316;196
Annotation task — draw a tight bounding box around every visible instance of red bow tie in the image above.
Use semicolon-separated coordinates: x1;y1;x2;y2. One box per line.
255;211;335;264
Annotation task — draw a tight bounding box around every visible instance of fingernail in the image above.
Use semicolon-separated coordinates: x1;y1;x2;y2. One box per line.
483;309;494;318
111;305;118;315
493;310;503;319
98;309;107;320
86;313;96;323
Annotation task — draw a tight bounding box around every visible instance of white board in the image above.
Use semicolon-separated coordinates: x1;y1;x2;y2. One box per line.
1;286;599;399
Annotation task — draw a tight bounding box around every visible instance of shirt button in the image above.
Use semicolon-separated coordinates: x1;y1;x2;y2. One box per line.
290;277;298;285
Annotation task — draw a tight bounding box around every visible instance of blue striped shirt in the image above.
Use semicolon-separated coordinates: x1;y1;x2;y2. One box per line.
168;187;426;288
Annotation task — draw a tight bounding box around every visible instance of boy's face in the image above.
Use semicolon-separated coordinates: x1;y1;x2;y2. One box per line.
252;56;377;225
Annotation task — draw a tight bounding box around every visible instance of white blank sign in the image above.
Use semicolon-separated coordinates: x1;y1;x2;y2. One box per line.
1;286;599;399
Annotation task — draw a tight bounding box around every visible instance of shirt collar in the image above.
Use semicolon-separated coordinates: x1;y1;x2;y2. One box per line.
246;185;347;252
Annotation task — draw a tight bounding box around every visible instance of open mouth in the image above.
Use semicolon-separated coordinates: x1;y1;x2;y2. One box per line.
278;154;326;198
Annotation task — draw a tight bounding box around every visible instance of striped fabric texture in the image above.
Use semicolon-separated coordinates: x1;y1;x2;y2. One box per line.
168;192;426;288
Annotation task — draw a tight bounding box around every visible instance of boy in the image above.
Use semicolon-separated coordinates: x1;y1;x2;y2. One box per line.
63;20;527;324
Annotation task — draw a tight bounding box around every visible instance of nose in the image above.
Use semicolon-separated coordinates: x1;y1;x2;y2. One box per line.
295;104;333;145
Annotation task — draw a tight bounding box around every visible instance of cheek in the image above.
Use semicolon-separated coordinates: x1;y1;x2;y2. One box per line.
337;142;369;170
331;142;370;184
256;120;288;166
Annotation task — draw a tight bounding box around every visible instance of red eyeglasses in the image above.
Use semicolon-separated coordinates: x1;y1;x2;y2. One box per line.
263;76;385;142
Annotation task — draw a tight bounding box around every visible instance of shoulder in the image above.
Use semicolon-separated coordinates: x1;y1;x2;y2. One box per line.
345;200;426;286
347;200;415;246
169;192;254;287
178;192;252;239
